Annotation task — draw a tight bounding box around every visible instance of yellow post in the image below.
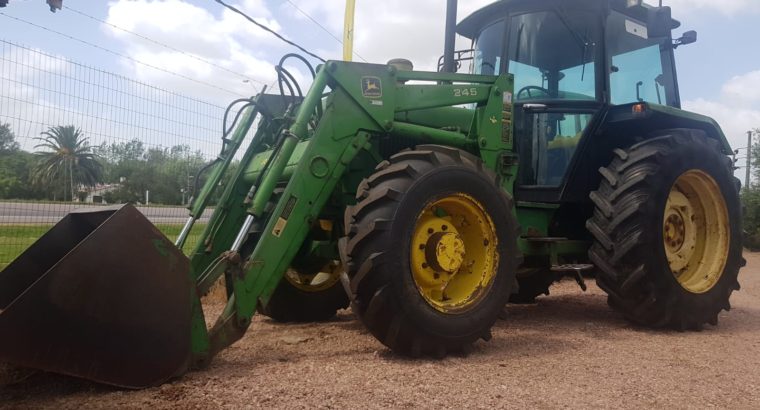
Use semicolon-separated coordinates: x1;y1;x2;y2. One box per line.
343;0;356;61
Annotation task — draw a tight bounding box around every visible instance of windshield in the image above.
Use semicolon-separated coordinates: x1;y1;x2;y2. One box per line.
473;20;506;76
507;10;600;102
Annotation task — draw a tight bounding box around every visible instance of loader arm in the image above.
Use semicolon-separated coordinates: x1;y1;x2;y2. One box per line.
194;61;514;363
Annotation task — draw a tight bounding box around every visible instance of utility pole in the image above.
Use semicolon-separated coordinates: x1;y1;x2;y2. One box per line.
747;130;753;190
343;0;356;62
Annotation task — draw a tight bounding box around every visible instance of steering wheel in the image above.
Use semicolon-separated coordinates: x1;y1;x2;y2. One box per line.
516;85;551;101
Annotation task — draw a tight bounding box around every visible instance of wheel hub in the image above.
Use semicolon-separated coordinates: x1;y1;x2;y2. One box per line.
410;194;498;313
425;232;466;273
664;213;686;251
663;170;730;294
664;190;698;274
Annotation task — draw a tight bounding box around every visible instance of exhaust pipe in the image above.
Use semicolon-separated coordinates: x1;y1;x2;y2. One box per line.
442;0;458;73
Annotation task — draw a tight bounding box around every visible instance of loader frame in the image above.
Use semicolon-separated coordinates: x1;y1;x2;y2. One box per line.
182;62;517;367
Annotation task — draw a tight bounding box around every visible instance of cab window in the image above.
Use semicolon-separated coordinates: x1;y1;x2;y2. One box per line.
516;111;593;187
473;20;506;75
607;11;677;106
507;10;599;101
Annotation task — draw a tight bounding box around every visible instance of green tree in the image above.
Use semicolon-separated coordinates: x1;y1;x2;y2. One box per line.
33;125;103;201
749;128;760;184
0;124;47;200
96;139;208;205
743;128;760;249
0;123;20;153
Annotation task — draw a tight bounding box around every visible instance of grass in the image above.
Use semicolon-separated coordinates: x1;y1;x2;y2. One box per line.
0;223;206;270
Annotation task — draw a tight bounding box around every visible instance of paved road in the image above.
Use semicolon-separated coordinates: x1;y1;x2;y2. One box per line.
0;202;210;224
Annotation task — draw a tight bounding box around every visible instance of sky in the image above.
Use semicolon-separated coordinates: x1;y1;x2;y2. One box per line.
0;0;759;173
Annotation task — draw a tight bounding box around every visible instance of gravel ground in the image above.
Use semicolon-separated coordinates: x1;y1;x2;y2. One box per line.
2;253;759;409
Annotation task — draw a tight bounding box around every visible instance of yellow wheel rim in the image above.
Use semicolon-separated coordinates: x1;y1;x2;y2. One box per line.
663;170;730;294
285;261;342;293
410;193;499;313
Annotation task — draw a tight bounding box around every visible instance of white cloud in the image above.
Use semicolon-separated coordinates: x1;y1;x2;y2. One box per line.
661;0;760;16
683;98;760;149
684;68;760;148
104;0;285;103
91;2;760;156
683;69;760;182
281;0;493;70
0;46;77;151
721;70;760;106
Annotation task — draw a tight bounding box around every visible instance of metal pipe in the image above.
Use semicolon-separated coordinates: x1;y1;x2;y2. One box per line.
443;0;458;73
175;216;196;248
188;104;258;218
231;215;256;252
391;121;469;147
249;134;299;217
291;67;328;138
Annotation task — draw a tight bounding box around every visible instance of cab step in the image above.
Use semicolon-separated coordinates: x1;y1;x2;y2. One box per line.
550;264;594;291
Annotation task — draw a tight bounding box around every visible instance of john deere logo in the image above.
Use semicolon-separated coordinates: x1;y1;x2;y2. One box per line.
361;76;382;98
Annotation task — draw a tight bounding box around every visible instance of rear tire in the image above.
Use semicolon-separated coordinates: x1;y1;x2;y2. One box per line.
587;130;743;329
344;146;520;357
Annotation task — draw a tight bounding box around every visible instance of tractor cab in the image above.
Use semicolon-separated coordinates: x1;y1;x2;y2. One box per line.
457;0;687;197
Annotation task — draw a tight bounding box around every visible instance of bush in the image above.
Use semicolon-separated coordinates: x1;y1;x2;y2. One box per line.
742;187;760;250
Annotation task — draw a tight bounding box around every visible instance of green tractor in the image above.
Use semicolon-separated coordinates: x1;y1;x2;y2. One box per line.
0;0;743;388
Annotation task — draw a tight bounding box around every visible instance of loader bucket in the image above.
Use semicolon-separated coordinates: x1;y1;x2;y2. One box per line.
0;204;194;389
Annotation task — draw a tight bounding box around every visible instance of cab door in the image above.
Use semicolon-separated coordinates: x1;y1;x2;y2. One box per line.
505;9;604;203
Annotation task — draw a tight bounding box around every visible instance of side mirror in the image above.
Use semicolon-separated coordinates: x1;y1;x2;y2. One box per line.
674;30;697;48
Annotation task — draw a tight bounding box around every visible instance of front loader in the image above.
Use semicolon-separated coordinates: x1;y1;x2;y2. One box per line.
0;0;743;388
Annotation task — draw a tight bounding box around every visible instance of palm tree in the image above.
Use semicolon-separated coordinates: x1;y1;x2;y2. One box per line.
34;126;103;201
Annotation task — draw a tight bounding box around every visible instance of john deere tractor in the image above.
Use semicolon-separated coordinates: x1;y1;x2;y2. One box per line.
0;0;743;388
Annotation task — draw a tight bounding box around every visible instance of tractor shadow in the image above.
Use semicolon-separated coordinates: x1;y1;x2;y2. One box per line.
373;279;760;364
0;371;117;403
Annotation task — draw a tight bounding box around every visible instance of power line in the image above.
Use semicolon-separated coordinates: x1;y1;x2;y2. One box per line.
0;12;246;97
284;0;368;63
212;0;326;63
63;5;268;90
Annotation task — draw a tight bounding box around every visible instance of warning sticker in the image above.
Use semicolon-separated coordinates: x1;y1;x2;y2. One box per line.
272;195;297;237
272;217;287;238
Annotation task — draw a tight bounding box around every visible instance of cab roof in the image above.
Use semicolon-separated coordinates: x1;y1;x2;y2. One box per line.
457;0;680;39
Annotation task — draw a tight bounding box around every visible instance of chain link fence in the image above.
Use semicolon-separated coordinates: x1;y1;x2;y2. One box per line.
0;40;243;268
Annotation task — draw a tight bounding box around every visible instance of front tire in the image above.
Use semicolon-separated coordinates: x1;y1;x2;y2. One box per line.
259;261;348;323
587;130;743;329
344;146;520;357
245;199;349;323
